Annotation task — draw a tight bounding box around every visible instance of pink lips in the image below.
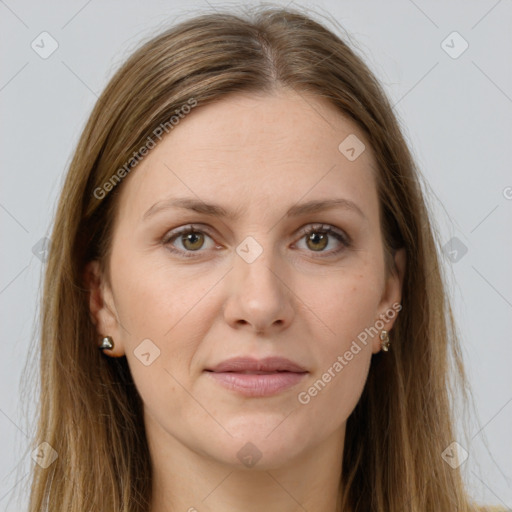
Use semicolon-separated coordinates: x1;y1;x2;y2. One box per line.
204;357;308;397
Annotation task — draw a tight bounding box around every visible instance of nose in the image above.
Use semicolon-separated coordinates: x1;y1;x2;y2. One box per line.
223;245;294;335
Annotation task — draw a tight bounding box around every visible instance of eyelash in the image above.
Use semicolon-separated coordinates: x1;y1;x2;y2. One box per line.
162;223;351;259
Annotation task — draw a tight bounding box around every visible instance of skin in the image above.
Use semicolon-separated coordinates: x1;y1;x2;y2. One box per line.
86;87;405;512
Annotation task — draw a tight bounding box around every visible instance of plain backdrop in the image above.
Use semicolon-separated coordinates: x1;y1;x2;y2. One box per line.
1;0;511;510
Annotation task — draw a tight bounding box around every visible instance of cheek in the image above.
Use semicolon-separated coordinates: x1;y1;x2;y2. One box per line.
304;263;384;348
294;343;371;451
110;242;213;336
293;260;382;406
109;248;210;397
292;273;379;442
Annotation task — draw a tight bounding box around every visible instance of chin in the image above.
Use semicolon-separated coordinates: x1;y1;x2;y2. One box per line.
201;426;310;471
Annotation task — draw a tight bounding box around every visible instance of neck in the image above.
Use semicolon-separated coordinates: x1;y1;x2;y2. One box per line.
147;418;345;512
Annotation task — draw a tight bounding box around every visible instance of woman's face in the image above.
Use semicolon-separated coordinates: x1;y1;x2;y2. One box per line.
87;88;405;470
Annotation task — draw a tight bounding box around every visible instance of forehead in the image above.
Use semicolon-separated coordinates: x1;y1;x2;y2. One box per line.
115;89;379;226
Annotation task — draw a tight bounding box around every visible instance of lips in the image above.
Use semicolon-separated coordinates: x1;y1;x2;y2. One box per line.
204;356;307;373
204;356;308;397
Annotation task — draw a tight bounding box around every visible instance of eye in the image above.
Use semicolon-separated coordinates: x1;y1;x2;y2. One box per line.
162;224;216;258
294;223;351;257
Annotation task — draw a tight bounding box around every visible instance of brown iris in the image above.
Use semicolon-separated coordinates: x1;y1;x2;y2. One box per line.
305;231;328;251
181;231;205;251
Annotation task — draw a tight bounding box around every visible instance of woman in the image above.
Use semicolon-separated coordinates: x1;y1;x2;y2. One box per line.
21;4;508;512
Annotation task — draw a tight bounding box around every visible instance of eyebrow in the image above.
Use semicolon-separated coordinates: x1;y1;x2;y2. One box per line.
142;196;367;222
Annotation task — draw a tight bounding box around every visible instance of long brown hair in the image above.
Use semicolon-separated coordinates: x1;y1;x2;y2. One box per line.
16;4;503;511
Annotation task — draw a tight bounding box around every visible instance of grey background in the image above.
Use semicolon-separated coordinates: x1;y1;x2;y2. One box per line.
1;0;511;509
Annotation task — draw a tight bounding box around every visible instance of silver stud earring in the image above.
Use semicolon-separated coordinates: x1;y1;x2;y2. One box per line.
99;336;114;350
380;330;390;352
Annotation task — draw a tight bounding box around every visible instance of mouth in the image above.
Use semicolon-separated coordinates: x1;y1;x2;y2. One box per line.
205;370;302;375
203;356;308;397
203;368;308;397
205;356;307;374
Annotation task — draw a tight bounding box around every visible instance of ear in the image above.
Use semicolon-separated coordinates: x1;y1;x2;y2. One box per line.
83;260;125;357
373;248;406;353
